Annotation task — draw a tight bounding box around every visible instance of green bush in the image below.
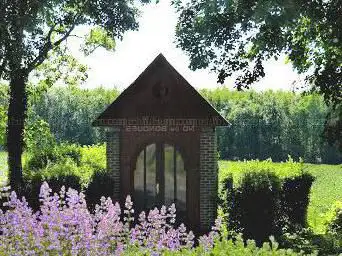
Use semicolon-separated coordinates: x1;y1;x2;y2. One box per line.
225;171;283;245
324;200;342;235
219;157;304;184
24;143;105;181
280;228;320;255
281;227;342;255
323;200;342;251
0;84;8;147
282;174;315;229
57;143;82;165
25;142;81;170
218;173;233;225
219;161;315;246
79;144;106;171
22;143;107;208
25;148;57;170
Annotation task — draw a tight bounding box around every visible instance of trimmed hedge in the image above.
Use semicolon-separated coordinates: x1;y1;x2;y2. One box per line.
220;170;315;245
221;172;283;245
282;174;315;228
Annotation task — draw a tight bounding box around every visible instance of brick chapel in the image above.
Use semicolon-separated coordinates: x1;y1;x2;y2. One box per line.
93;54;229;233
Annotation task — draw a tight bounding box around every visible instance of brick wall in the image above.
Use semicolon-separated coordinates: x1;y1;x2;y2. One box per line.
106;128;120;200
199;127;218;231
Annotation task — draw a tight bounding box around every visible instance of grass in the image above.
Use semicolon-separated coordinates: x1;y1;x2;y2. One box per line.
0;151;7;186
0;151;341;233
0;151;27;185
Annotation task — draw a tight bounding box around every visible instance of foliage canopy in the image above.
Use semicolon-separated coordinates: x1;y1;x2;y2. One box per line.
0;0;149;78
173;0;341;106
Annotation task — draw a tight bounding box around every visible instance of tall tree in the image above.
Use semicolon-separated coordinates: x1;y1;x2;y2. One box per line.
0;0;150;191
173;0;341;103
173;0;341;146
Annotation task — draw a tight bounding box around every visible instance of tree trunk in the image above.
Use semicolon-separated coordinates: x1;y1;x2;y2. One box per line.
6;72;27;192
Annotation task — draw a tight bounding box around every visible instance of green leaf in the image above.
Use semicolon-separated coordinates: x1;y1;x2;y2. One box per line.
82;27;116;56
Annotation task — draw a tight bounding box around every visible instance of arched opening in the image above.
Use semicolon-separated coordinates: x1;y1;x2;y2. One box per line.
134;142;186;221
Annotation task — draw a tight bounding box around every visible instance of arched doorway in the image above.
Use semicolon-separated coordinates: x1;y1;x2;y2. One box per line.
134;142;186;222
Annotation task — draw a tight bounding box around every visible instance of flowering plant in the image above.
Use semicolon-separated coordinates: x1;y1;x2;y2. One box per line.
0;183;219;255
0;183;302;255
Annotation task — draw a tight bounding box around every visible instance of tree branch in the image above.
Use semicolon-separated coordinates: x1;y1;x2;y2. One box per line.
26;15;80;73
52;23;77;49
26;25;55;73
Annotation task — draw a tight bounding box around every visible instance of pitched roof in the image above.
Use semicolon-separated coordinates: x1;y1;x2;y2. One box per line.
93;54;229;127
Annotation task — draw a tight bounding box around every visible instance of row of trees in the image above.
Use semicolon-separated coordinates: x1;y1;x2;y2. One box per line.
201;88;341;163
1;84;340;164
28;85;119;146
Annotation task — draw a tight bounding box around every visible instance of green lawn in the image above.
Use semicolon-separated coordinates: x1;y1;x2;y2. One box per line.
0;152;340;233
0;151;7;186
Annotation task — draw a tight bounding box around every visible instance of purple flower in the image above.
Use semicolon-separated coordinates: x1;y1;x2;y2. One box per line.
0;183;204;255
